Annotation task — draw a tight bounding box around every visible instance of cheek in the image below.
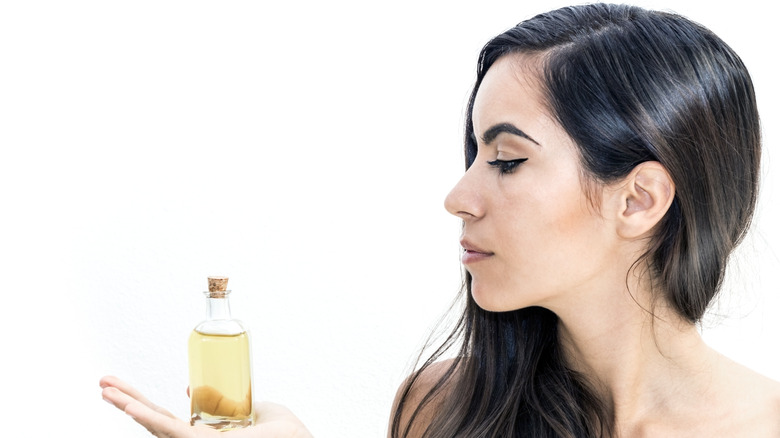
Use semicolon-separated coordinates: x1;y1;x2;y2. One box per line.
506;179;601;277
469;204;602;312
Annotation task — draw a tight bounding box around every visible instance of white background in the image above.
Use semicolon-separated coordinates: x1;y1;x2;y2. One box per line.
1;1;778;437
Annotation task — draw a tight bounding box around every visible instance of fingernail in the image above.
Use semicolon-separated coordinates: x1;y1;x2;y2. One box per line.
103;396;116;407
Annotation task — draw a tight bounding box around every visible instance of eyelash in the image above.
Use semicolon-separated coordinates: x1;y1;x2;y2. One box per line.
487;158;528;174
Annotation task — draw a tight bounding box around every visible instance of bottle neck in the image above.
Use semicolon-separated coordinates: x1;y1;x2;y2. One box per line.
205;293;232;321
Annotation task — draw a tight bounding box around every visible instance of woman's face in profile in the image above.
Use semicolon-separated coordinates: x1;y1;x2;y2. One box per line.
445;54;623;313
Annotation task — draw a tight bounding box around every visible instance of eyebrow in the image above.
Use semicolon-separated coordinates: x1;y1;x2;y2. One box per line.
480;122;541;147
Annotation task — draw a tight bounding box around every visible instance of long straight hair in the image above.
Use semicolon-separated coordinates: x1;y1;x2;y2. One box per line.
392;3;760;437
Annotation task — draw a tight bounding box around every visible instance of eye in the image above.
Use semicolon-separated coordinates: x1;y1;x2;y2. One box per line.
487;158;528;174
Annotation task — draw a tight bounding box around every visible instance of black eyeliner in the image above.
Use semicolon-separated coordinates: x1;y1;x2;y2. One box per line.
487;158;528;174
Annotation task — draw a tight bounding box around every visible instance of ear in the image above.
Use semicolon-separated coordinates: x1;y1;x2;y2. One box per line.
614;161;675;239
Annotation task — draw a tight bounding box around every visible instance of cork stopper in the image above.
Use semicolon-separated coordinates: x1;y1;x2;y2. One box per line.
207;276;229;298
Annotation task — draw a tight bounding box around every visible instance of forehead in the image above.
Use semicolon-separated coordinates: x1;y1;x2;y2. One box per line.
472;54;551;132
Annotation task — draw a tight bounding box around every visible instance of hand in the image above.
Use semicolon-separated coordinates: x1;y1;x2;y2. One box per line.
100;376;313;438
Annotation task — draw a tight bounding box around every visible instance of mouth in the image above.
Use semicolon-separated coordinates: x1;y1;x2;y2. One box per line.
460;239;494;264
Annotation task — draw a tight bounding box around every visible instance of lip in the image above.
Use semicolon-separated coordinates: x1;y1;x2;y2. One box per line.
460;239;494;264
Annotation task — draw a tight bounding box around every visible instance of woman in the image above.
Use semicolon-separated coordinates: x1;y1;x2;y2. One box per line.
391;3;779;437
101;3;780;437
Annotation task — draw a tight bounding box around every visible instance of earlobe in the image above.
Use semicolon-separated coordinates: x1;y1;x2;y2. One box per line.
616;161;675;239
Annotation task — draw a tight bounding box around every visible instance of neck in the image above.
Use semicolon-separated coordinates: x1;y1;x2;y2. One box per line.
551;277;715;430
206;296;232;320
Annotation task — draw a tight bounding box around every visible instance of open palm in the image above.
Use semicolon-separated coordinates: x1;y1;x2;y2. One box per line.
100;376;312;438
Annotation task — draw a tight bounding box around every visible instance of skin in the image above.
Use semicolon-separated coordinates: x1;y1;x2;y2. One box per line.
99;376;312;438
392;53;780;437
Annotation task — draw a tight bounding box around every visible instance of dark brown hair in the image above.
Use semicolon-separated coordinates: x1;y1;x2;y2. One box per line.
392;3;760;437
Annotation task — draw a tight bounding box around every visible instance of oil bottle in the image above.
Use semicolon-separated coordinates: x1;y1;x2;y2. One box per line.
188;276;253;429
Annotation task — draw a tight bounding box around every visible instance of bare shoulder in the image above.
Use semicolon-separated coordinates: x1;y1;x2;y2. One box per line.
739;369;780;436
744;366;780;420
388;359;458;438
715;354;780;436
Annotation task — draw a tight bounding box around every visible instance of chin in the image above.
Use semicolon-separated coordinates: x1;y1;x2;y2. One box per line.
470;282;515;312
470;279;539;313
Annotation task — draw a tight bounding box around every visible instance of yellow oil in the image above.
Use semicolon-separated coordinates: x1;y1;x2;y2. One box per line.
188;330;253;429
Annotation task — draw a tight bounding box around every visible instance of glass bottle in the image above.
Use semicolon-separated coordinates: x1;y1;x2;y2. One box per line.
188;276;253;429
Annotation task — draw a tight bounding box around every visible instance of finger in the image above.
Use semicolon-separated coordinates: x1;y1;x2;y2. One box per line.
102;387;192;438
100;376;156;406
102;386;143;413
100;376;177;419
123;398;200;438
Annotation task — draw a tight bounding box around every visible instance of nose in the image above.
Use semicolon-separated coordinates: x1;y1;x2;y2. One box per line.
444;167;485;221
